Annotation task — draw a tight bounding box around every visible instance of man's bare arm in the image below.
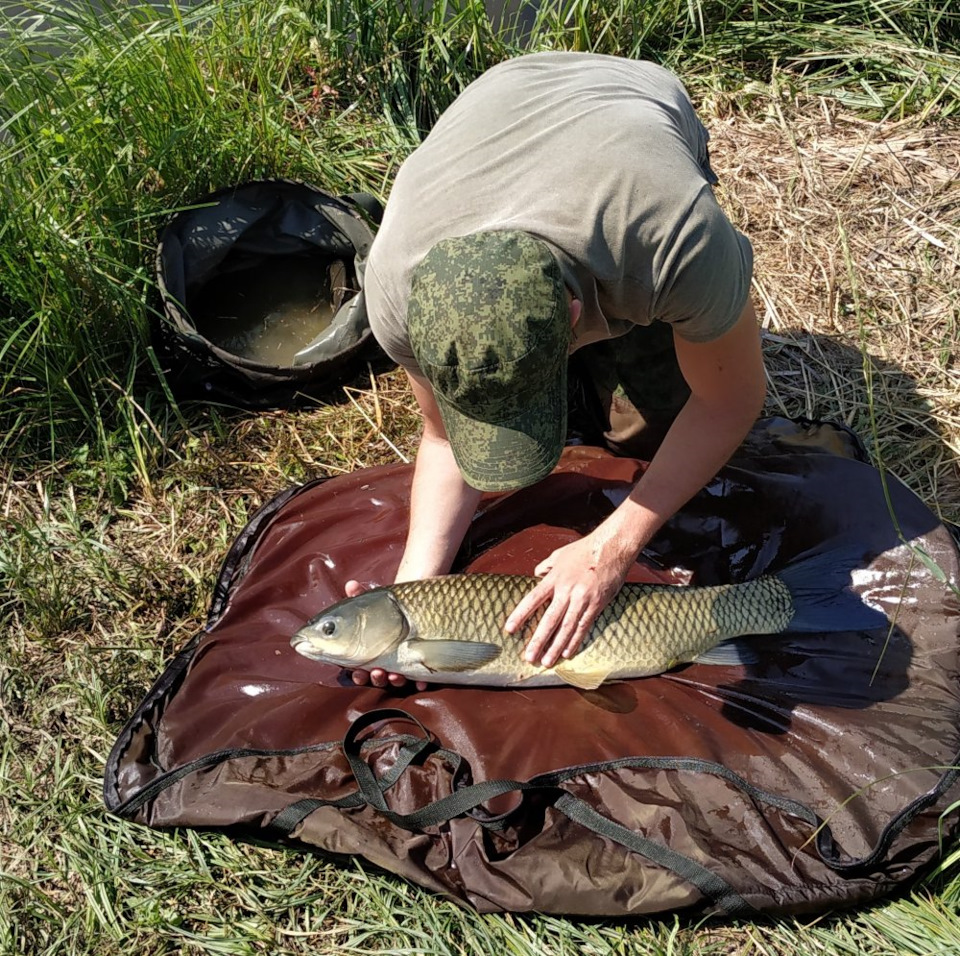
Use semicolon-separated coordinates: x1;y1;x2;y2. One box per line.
348;370;482;688
506;300;767;666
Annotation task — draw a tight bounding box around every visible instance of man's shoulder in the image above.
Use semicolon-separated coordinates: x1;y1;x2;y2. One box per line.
478;51;678;83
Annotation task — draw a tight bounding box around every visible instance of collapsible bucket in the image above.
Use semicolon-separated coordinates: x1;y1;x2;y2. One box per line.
151;180;383;407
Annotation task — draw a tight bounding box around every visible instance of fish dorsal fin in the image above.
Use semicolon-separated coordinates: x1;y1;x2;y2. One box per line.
693;639;759;667
406;639;502;673
553;661;614;691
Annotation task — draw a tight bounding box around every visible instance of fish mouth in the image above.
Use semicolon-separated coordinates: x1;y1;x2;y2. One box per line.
289;632;326;661
290;631;365;668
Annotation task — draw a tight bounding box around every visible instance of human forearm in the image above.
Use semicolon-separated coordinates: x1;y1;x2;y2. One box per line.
348;374;481;690
395;431;483;582
507;302;766;666
604;387;762;560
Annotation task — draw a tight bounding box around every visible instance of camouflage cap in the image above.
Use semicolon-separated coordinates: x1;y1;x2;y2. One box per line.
408;231;570;492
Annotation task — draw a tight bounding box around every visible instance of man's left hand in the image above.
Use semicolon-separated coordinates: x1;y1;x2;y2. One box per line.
503;532;632;667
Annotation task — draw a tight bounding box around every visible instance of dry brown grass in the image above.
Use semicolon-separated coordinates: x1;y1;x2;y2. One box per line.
706;94;960;522
172;365;423;500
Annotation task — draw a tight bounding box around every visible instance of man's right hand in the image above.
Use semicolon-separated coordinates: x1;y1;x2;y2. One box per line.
345;369;478;693
344;579;429;691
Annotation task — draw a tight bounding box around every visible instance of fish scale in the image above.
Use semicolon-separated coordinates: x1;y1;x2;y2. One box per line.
293;550;887;687
386;573;795;685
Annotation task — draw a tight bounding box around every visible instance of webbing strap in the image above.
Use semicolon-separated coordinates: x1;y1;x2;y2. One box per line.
265;772;755;914
553;792;753;916
269;710;444;840
270;795;354;833
114;740;340;816
814;760;960;874
342;708;431;812
266;709;960;907
269;710;756;914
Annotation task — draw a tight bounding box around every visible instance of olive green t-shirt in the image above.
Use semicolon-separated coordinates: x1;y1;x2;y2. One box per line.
365;52;753;371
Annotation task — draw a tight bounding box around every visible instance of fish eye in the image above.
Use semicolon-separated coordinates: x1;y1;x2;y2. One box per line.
321;619;337;636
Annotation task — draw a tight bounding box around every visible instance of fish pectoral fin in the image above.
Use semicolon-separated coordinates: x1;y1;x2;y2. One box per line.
553;661;613;691
692;639;759;667
406;639;502;673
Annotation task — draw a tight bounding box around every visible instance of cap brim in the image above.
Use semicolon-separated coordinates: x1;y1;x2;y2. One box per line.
435;360;567;492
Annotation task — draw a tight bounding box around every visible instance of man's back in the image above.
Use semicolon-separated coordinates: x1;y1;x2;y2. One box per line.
366;51;752;369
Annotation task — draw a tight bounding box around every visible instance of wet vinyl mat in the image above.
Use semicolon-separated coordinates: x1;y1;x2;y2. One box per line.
104;419;960;918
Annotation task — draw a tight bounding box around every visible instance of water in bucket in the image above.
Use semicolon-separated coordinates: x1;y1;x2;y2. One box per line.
190;256;349;366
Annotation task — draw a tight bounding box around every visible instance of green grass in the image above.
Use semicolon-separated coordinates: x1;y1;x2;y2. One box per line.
0;0;392;486
1;0;958;481
2;1;960;954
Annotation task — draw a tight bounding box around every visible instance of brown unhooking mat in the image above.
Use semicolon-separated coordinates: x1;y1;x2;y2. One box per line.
104;419;960;917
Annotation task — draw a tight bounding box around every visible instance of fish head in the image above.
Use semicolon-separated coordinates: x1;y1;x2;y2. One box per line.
290;589;407;667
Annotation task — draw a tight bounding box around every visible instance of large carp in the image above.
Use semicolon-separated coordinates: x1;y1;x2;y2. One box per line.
290;553;888;689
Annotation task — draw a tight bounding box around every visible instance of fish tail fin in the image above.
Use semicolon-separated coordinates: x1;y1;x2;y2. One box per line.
779;540;888;633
